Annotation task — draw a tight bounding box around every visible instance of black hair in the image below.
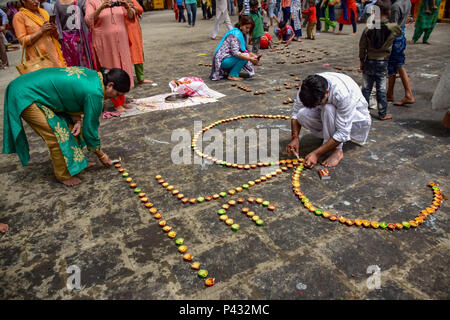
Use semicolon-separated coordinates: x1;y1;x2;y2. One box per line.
100;68;131;93
250;0;258;7
376;0;391;16
278;21;286;29
299;75;329;108
235;15;255;35
263;23;269;32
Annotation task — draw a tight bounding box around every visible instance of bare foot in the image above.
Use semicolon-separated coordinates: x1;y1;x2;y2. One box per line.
114;106;126;113
335;31;341;35
0;223;8;233
58;176;81;186
393;97;415;106
387;95;394;102
423;41;431;45
379;114;393;120
409;40;417;45
227;76;243;81
123;104;133;109
351;32;357;36
138;79;153;84
321;149;343;167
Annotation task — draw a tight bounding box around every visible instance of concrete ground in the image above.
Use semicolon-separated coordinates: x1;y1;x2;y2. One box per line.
0;10;449;300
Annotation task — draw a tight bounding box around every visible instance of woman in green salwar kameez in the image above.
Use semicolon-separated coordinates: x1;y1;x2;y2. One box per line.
411;0;441;44
2;66;131;186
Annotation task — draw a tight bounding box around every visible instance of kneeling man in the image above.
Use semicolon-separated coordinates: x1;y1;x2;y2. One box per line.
286;72;372;168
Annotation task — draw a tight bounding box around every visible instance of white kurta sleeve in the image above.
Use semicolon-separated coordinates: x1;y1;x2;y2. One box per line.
291;88;304;119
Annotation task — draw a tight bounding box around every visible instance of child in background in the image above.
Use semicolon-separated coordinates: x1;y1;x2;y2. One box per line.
274;20;295;43
425;0;438;14
173;0;179;21
260;23;273;49
176;0;186;22
249;0;265;53
240;0;251;15
262;0;269;14
320;0;336;32
359;0;401;120
302;0;317;39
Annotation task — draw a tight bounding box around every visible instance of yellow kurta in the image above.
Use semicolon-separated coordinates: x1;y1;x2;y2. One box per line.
13;8;66;67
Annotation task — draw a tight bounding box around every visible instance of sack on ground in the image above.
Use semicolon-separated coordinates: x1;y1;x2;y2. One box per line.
169;77;211;97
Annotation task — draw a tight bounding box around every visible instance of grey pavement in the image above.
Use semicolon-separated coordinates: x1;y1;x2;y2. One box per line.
0;10;449;299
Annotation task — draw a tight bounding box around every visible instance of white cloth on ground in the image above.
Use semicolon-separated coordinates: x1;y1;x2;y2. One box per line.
292;72;372;145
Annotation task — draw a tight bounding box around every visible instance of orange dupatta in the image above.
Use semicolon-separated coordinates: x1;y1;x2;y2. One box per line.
19;7;66;66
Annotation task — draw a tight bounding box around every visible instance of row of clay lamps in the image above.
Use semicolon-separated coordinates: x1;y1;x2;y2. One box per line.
115;161;215;287
155;162;296;206
217;197;277;231
291;162;444;230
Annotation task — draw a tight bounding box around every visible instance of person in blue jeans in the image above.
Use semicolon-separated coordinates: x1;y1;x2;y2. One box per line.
177;0;186;22
185;0;198;27
274;0;281;15
359;0;401;120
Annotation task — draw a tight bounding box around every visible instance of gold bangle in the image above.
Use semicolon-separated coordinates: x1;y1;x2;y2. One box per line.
99;153;107;160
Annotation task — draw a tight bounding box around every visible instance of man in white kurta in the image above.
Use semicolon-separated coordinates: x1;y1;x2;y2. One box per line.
286;72;371;167
212;0;233;39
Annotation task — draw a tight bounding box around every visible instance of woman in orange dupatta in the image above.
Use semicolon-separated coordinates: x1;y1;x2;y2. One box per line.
12;0;66;67
125;0;152;84
85;0;135;112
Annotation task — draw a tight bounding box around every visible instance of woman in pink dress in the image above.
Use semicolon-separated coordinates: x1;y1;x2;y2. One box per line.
85;0;135;112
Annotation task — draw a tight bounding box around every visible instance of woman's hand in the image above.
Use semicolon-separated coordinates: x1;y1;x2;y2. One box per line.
97;151;113;167
101;0;112;9
40;21;54;34
119;0;130;8
94;1;112;22
71;121;82;136
249;57;259;65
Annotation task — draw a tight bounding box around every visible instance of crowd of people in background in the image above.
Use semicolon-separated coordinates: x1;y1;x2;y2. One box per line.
0;0;445;124
0;0;149;112
206;0;448;132
0;0;444;74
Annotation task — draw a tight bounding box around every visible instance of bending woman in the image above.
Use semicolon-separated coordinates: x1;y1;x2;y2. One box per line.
210;15;260;81
2;67;130;186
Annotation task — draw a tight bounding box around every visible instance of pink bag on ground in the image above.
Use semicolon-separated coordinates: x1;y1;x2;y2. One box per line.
169;77;211;97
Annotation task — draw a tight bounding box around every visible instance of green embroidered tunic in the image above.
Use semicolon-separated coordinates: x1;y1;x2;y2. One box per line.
3;67;104;176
